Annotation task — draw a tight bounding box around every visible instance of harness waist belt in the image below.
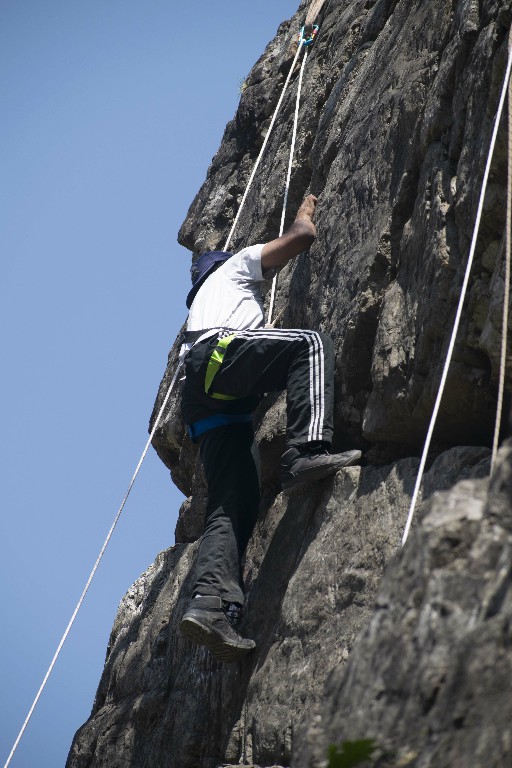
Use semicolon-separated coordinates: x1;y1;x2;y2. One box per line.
182;328;237;345
188;412;252;441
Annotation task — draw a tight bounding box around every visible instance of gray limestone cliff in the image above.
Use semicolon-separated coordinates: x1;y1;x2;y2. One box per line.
67;1;512;766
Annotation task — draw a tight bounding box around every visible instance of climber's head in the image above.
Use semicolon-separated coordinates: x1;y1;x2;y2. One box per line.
186;250;233;309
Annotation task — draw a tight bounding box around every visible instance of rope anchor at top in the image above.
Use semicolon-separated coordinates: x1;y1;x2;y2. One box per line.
299;23;319;46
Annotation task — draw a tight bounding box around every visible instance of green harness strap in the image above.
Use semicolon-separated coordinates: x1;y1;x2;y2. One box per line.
204;334;237;400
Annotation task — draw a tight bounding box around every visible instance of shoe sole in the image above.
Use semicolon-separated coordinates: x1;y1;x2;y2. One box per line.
179;616;255;662
281;449;362;493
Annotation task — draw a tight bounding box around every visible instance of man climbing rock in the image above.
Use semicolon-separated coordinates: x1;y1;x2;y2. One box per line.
179;194;361;661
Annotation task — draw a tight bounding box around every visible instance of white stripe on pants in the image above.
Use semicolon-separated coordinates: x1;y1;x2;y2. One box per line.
235;328;326;442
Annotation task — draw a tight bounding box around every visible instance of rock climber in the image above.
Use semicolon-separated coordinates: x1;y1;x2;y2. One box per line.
179;194;361;661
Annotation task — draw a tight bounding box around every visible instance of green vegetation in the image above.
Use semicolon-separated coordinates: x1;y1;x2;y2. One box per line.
327;739;378;768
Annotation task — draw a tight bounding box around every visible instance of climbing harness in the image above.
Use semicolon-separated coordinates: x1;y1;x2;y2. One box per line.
204;333;237;399
401;31;512;546
188;412;253;441
181;327;236;345
4;16;320;768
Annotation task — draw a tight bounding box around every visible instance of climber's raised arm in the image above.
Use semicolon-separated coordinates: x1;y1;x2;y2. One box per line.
261;194;318;270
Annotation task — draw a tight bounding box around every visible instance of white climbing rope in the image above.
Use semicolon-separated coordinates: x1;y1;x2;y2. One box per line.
402;36;512;546
268;45;309;323
491;34;512;473
3;361;183;768
224;37;305;251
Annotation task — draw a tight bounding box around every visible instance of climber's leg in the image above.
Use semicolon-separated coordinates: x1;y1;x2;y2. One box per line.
192;422;260;604
179;422;259;662
209;329;361;489
207;328;335;445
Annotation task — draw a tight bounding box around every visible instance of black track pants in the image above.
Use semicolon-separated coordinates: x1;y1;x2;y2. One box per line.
182;328;335;604
193;423;260;605
182;328;335;446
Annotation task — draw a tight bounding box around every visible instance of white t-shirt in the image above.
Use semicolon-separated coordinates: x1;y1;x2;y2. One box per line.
180;244;267;360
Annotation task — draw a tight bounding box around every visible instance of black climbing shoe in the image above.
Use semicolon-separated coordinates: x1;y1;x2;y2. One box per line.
280;444;362;492
179;595;255;662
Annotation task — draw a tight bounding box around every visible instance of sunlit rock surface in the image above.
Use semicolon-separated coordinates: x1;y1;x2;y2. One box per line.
67;0;512;766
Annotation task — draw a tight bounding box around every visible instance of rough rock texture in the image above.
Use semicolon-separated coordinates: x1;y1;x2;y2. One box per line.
67;447;490;768
68;0;512;767
152;0;512;494
294;439;512;768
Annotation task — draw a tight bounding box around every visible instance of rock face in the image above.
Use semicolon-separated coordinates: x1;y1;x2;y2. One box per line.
294;440;512;768
67;1;512;767
67;446;492;768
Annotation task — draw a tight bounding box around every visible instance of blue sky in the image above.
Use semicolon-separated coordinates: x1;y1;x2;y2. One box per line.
0;2;299;765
